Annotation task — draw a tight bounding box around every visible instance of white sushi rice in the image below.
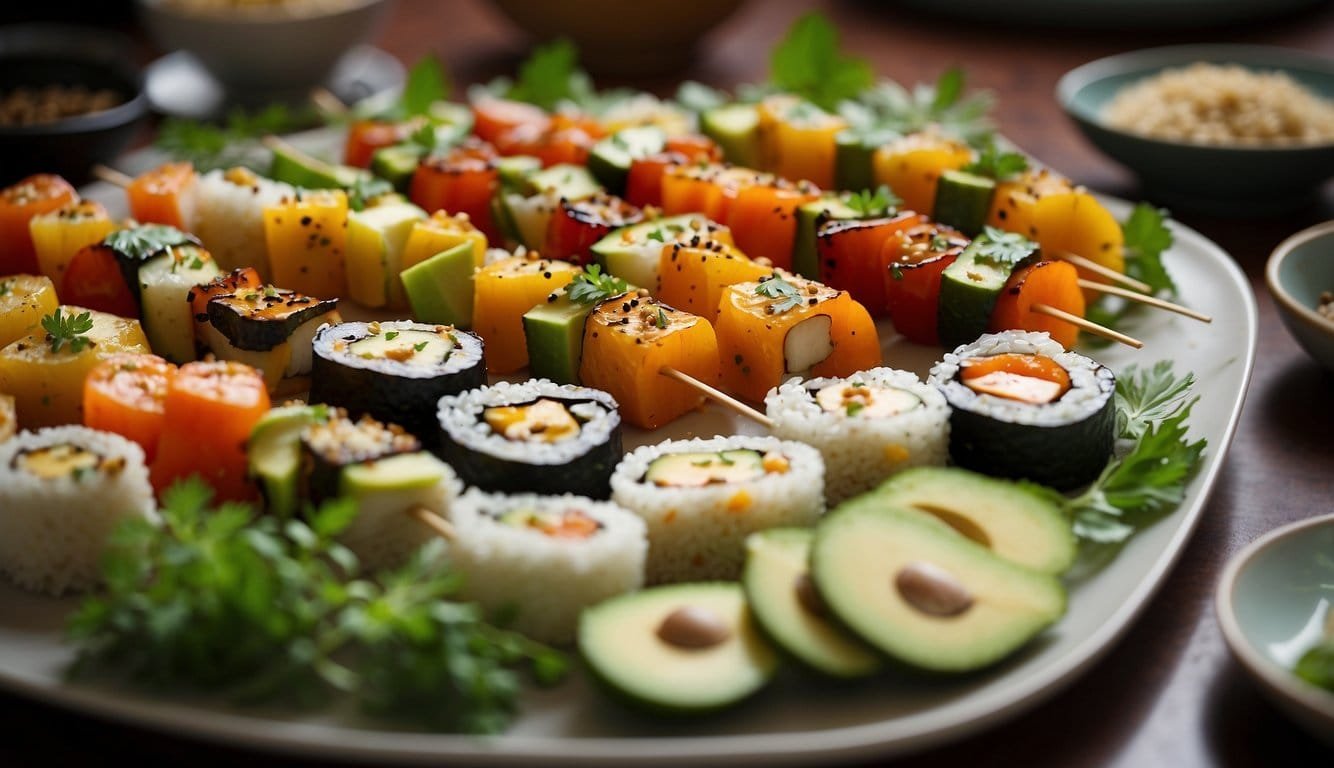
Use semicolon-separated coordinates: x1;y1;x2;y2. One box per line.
338;452;464;573
765;367;950;505
447;490;647;644
611;435;825;584
928;331;1114;426
192;169;294;279
438;379;620;466
0;426;155;595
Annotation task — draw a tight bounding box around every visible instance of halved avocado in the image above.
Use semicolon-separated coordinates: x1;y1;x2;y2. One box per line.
811;503;1065;673
743;528;882;678
872;467;1075;575
578;582;778;714
248;404;329;518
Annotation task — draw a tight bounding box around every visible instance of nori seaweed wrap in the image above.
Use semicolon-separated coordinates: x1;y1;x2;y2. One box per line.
436;379;622;499
928;331;1115;490
299;408;420;503
309;320;486;445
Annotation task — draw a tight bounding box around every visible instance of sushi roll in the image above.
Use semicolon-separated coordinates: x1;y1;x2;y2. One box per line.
765;367;951;505
198;282;340;394
611;435;825;584
447;490;647;644
437;379;622;499
191;167;294;278
928;331;1116;490
298;408;461;571
309;320;486;445
0;426;155;595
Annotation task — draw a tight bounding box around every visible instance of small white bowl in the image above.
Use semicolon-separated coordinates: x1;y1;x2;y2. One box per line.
1216;513;1334;746
137;0;391;102
1267;220;1334;372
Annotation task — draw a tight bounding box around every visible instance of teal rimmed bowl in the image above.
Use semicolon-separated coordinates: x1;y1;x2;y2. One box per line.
1267;220;1334;371
1057;45;1334;215
1216;513;1334;746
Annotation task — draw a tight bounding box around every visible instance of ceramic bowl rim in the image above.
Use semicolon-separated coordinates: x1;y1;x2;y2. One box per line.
135;0;386;26
1266;219;1334;341
1056;44;1334;154
1215;512;1334;719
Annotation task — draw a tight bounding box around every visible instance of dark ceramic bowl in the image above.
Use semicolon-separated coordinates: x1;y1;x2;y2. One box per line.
1057;45;1334;215
0;25;149;185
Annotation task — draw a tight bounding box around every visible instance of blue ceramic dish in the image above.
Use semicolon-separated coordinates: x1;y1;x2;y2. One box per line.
1057;45;1334;214
1267;220;1334;372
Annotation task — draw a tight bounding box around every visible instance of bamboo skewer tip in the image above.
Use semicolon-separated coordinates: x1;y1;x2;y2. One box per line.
408;505;456;541
659;366;773;429
92;164;133;189
1055;250;1153;294
1032;303;1144;349
1077;279;1212;324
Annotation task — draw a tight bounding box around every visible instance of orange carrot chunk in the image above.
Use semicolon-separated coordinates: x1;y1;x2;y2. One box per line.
83;353;175;463
1;174;77;275
127;162;197;230
149;360;270;502
988;260;1085;350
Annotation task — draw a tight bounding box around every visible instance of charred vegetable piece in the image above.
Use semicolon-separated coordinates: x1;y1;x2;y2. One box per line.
543;193;643;265
205;287;339;352
881;222;970;346
816;212;922;316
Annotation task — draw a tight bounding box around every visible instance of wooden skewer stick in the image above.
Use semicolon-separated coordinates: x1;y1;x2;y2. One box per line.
1077;279;1213;323
92;164;133;189
659;366;773;429
1054;251;1152;294
408;505;456;542
310;87;349;118
1033;304;1144;349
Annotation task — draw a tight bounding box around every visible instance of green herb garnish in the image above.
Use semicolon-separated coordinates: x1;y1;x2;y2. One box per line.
974;226;1037;267
840;67;995;148
962;137;1029;180
655;307;669;329
155;104;312;171
567;265;630;305
769;12;873;111
41;308;95;354
346;177;395;212
1062;363;1206;543
845;402;865;417
413;341;429;352
755;274;805;312
103;225;199;264
0;279;11;297
504;39;593;112
384;331;399;341
67;478;565;732
646;229;665;243
845;185;902;217
389;55;452;120
889;264;904;281
1086;204;1177;335
930;234;950;251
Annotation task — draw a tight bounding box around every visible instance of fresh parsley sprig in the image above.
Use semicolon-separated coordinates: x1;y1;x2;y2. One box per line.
378;55;452;121
103;225;200;263
1062;363;1206;544
41;308;95;354
1086;204;1177;335
755;274;805;312
67;477;565;732
769;12;874;112
845;185;902;217
567;264;630;305
841;68;996;149
962;138;1029;181
974;226;1038;267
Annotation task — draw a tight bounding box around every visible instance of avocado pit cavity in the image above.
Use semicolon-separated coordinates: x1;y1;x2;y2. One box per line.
657;605;731;649
894;561;974;617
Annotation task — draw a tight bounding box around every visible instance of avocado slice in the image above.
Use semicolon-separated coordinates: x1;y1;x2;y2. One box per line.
370;144;424;192
872;467;1076;575
793;197;861;279
522;288;595;385
496;155;543;191
269;141;371;190
590;214;705;288
933;171;997;237
427;101;474;131
811;503;1066;673
743;528;882;678
701;103;760;168
937;236;1026;349
401;241;475;328
524;164;602;200
340;451;451;496
644;449;766;487
588;125;666;194
248;404;329;518
345;200;427;309
833;131;879;192
578;582;778;714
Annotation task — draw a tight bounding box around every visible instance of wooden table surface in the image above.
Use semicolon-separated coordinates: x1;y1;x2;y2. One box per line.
3;1;1333;765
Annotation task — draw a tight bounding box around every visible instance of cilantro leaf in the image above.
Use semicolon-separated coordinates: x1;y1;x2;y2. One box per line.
655;307;669;329
769;12;874;111
41;308;95;354
843;68;995;148
346;176;394;212
974;226;1038;267
505;39;593;112
566;264;630;305
932;68;964;113
399;55;452;119
1121;203;1176;295
962;138;1029;181
1063;364;1206;545
104;225;200;263
755;274;804;312
845;185;902;217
